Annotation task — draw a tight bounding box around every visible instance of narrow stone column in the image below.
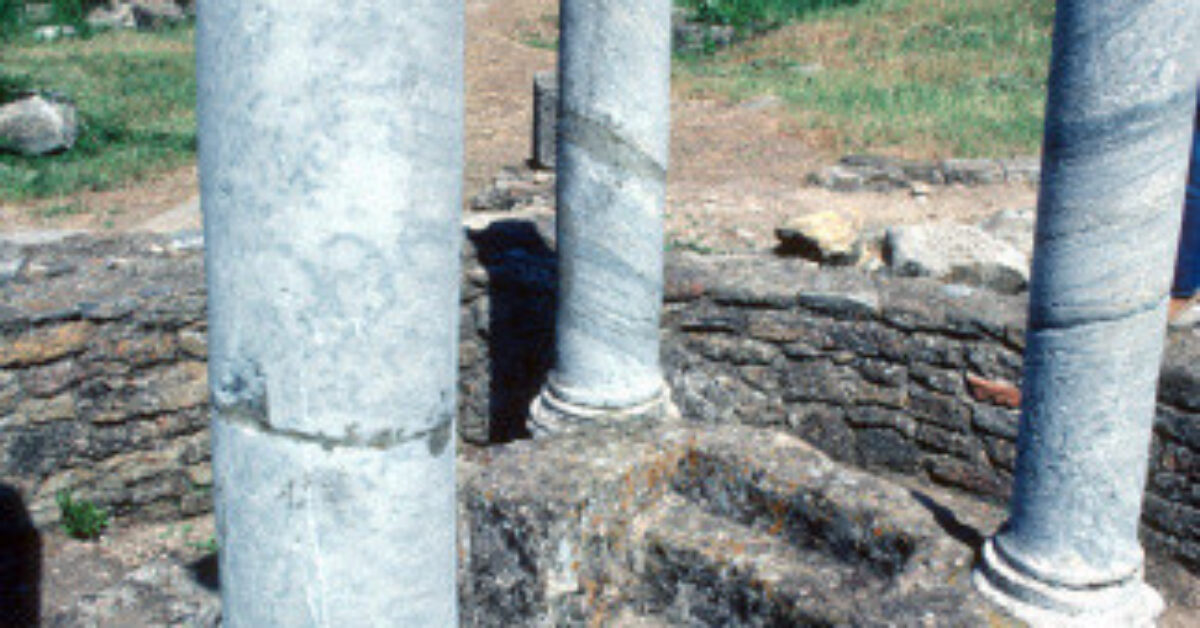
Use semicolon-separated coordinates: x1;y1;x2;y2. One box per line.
197;1;462;625
529;0;674;435
974;2;1199;625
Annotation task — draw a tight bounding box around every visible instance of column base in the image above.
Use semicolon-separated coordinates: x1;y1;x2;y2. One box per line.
972;538;1163;627
528;382;678;438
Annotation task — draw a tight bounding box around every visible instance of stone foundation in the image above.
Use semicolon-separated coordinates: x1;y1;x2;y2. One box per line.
1;228;1197;571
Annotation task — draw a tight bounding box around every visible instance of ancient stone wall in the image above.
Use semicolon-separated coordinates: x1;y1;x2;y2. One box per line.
0;234;209;526
1;229;1197;569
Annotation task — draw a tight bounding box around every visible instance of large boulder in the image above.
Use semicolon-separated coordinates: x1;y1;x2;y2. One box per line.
130;0;185;30
87;1;185;31
884;222;1030;294
0;93;79;156
86;1;136;30
978;207;1036;260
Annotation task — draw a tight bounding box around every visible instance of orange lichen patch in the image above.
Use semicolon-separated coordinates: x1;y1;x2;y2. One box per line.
0;322;94;368
766;499;789;536
114;334;179;366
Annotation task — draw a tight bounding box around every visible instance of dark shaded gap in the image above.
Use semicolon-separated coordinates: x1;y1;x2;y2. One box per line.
467;218;558;443
0;484;40;627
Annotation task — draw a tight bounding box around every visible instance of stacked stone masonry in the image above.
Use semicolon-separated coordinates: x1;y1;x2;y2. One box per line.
1;230;1197;571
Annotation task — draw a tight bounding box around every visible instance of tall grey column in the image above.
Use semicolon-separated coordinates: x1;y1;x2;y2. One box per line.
973;2;1199;625
197;1;462;625
529;0;674;434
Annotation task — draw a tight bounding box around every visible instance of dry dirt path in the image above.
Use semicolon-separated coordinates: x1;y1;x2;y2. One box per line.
0;0;1035;249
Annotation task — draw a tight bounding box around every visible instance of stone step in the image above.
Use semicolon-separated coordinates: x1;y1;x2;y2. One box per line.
633;492;878;626
628;428;1016;626
461;423;1019;626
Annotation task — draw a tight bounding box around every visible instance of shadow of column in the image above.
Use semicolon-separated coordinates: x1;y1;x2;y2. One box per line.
0;484;40;627
467;218;557;443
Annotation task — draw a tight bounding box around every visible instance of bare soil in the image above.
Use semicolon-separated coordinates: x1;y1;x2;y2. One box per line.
0;0;1036;245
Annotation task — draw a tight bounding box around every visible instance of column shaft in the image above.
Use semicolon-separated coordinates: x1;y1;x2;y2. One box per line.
531;0;673;433
198;1;463;625
975;1;1199;624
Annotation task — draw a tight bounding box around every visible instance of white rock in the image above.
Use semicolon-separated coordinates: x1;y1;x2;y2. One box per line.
88;1;186;31
978;207;1036;260
885;222;1030;294
0;93;79;156
33;25;77;42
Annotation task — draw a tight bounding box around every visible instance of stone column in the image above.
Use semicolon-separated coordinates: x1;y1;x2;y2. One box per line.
197;1;462;625
529;0;674;435
973;2;1200;625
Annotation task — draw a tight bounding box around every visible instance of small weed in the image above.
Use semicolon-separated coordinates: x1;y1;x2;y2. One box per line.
38;201;85;218
517;13;558;51
56;490;109;540
521;33;557;50
667;238;716;255
188;535;219;554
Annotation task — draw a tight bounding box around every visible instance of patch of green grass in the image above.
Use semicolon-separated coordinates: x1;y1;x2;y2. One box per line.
56;490;110;540
666;237;717;255
0;0;25;41
679;0;865;33
38;200;85;218
188;535;219;554
516;12;558;51
675;0;1054;157
0;25;196;201
520;33;557;51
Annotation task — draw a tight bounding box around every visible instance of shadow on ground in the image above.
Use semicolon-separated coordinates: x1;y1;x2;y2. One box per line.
0;484;40;627
467;217;557;443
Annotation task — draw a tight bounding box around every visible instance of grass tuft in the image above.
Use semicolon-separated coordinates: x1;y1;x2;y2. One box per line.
56;490;110;540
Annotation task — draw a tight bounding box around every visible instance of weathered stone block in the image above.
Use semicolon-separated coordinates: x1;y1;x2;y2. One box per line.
846;405;913;434
687;334;779;366
18;359;80;398
531;71;558;170
857;358;907;388
982;435;1018;472
923;455;1008;499
909;389;971;433
14;392;76;425
915;423;979;460
744;310;810;343
909;364;961;395
787;404;855;462
113;333;179;367
140;361;207;414
782;360;858;406
0;322;93;368
825;321;911;363
906;333;966;368
0;370;18;415
965;344;1022;382
855;428;921;472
